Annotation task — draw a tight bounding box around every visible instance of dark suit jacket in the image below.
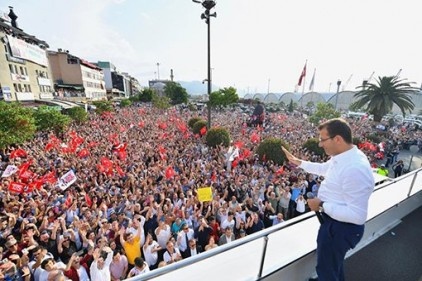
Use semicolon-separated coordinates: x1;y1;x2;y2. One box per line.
186;245;202;258
218;234;236;245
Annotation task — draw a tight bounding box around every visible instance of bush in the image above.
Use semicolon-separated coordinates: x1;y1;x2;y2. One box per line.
188;117;204;129
205;127;231;148
303;138;325;156
33;106;71;134
192;120;208;135
256;138;289;165
66;106;88;124
365;133;383;144
120;99;132;107
92;100;113;114
352;137;361;146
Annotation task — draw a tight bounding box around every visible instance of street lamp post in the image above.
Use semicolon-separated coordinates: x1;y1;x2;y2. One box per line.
335;80;341;110
156;63;160;80
193;0;216;128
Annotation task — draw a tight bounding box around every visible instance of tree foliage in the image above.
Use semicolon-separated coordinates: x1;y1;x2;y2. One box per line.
309;103;341;124
33;106;71;134
188;117;204;129
152;94;171;110
205;127;231;148
351;76;417;122
256;138;289;165
209;87;239;107
130;88;155;103
93;100;113;114
288;99;295;112
65;106;88;124
164;82;189;105
0;102;36;149
303;138;325;156
120;99;132;107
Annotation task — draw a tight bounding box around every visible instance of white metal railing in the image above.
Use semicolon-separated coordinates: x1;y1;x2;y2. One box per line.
128;169;422;281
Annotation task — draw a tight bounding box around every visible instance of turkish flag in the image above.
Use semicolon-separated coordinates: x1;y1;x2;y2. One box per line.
85;194;93;207
64;195;73;208
77;149;90;158
10;148;28;159
41;171;57;184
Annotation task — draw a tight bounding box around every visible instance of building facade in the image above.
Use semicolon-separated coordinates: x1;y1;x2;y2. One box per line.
0;8;54;102
48;49;106;101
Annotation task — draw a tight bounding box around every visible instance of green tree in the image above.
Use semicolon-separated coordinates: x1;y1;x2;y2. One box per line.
152;94;171;109
288;99;295;112
303;138;325;156
0;102;36;149
256;138;289;165
188;117;204;129
205;127;231;147
65;106;88;124
351;76;417;122
309;103;341;124
209;87;239;107
131;88;155;103
164;82;188;105
33;106;71;134
93;100;113;114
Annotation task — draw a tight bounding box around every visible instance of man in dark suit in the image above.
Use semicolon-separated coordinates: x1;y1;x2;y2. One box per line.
185;238;202;258
218;227;236;246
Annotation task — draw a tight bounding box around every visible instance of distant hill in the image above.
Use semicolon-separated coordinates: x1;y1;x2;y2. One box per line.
178;80;219;96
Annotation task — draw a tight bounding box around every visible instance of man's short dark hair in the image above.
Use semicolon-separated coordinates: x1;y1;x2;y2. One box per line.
134;257;144;267
318;118;352;144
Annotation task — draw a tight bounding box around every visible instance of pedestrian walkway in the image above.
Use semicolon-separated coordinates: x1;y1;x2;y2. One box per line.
376;149;422;177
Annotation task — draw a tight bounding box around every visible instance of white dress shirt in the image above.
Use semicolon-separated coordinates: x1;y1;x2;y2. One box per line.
90;251;113;281
300;146;374;225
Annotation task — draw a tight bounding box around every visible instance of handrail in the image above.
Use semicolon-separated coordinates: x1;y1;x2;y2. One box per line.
128;168;422;281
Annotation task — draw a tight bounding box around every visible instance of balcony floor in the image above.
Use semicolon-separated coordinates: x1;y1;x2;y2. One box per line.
345;206;422;281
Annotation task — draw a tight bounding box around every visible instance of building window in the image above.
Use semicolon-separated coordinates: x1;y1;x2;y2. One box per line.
20;66;25;75
9;64;14;74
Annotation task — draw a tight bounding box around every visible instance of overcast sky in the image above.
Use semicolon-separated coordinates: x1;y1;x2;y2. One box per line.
2;0;421;96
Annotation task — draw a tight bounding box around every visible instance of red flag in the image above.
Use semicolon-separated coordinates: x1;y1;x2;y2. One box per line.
8;182;25;194
85;194;93;207
10;148;27;159
200;126;207;136
250;132;260;143
64;195;73;208
211;172;217;182
232;159;239;168
77;149;90;158
233;141;244;148
165;166;175;179
298;62;307;86
276;166;285;175
18;160;33;177
41;171;57;184
45;143;55;152
157;121;167;130
241;149;251;159
138;121;145;128
19;170;35;183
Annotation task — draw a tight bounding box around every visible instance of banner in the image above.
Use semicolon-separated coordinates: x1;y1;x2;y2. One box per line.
197;187;213;202
56;170;77;191
1;165;18;177
6;35;48;67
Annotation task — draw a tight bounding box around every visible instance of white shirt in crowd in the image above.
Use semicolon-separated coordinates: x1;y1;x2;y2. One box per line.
90;251;113;281
143;240;159;266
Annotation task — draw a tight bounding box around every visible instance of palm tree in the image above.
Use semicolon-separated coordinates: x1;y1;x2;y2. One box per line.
351;76;418;122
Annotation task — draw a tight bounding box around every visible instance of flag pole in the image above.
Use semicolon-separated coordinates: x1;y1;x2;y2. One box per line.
301;59;307;109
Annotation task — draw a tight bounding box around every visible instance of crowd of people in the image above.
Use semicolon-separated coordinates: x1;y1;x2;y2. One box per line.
1;103;421;281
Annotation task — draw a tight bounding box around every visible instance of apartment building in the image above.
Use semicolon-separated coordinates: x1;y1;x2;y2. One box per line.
0;7;54;102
